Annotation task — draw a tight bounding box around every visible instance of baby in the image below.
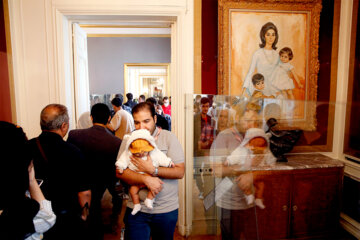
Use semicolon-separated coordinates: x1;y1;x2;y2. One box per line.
271;47;303;99
115;129;174;215
226;128;276;209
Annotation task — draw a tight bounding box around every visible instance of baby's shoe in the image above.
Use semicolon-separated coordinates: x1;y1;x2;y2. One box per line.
255;198;265;209
131;203;141;215
144;198;154;209
245;194;255;205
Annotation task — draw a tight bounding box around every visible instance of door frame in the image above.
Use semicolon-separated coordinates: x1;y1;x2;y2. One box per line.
52;3;194;237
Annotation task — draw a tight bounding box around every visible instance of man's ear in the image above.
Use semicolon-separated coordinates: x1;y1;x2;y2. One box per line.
107;116;111;123
61;122;68;130
154;114;157;124
90;116;94;123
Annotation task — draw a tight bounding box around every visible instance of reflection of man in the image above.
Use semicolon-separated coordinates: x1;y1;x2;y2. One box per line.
193;97;215;201
116;102;184;239
210;106;260;240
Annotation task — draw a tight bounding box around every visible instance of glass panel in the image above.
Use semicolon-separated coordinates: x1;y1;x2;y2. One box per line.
187;94;343;239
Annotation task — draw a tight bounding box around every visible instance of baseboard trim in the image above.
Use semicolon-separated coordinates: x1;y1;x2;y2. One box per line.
340;213;360;239
178;224;192;237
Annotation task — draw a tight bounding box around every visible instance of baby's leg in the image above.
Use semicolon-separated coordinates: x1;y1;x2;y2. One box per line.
254;181;266;209
129;185;141;215
237;181;255;205
129;185;140;204
254;181;265;200
144;190;155;209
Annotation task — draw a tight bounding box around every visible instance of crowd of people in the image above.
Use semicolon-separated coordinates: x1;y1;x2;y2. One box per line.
0;93;183;240
1;90;280;240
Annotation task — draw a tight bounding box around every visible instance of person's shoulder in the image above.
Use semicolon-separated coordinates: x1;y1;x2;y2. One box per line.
68;128;88;138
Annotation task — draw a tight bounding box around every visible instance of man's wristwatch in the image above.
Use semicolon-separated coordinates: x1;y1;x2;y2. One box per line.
152;167;159;177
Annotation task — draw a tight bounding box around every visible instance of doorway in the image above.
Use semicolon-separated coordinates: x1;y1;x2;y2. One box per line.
72;23;171;122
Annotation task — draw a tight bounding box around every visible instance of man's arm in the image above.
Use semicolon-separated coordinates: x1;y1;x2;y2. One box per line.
130;155;184;179
116;168;164;196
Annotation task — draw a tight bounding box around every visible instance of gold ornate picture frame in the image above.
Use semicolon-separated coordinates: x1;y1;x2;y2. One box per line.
218;0;322;130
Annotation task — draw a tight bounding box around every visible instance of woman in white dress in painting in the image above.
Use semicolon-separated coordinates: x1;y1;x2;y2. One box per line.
240;22;280;98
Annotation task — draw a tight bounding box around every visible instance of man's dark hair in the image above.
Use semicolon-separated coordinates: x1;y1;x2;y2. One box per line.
139;95;146;101
111;97;123;107
91;103;110;125
132;102;156;119
163;96;169;101
146;97;157;105
115;94;123;102
126;93;133;100
200;97;210;105
40;104;69;130
252;73;265;86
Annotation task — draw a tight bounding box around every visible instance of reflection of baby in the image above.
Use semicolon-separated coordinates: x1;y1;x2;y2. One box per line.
115;129;174;215
226;128;276;209
271;47;303;99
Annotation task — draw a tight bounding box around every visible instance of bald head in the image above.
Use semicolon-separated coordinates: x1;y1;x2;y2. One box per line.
40;104;69;131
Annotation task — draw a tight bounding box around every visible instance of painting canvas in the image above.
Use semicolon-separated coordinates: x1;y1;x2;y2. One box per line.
218;0;322;130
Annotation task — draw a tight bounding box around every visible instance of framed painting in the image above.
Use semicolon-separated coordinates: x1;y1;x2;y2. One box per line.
218;0;322;130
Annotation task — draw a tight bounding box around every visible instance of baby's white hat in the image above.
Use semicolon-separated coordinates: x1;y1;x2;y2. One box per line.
240;128;271;147
124;129;157;151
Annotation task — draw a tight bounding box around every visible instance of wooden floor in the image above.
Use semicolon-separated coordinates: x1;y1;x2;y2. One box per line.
101;187;220;240
101;188;357;240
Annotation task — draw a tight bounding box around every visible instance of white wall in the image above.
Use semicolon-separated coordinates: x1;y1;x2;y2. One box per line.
87;37;171;94
8;0;193;235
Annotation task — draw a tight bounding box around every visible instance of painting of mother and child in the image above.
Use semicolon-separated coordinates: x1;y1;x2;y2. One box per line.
231;12;308;119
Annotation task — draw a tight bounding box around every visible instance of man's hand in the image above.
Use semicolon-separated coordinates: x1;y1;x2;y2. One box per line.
130;155;155;175
143;175;164;196
235;172;253;191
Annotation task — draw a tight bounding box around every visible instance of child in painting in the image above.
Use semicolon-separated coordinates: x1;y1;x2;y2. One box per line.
225;128;276;209
247;73;275;112
251;73;276;99
271;47;303;99
115;129;175;215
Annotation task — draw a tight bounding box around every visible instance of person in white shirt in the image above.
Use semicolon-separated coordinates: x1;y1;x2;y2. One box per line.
107;97;135;140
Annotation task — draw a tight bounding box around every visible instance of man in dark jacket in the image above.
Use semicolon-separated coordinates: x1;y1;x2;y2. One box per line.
29;104;91;240
67;103;123;239
124;92;137;109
